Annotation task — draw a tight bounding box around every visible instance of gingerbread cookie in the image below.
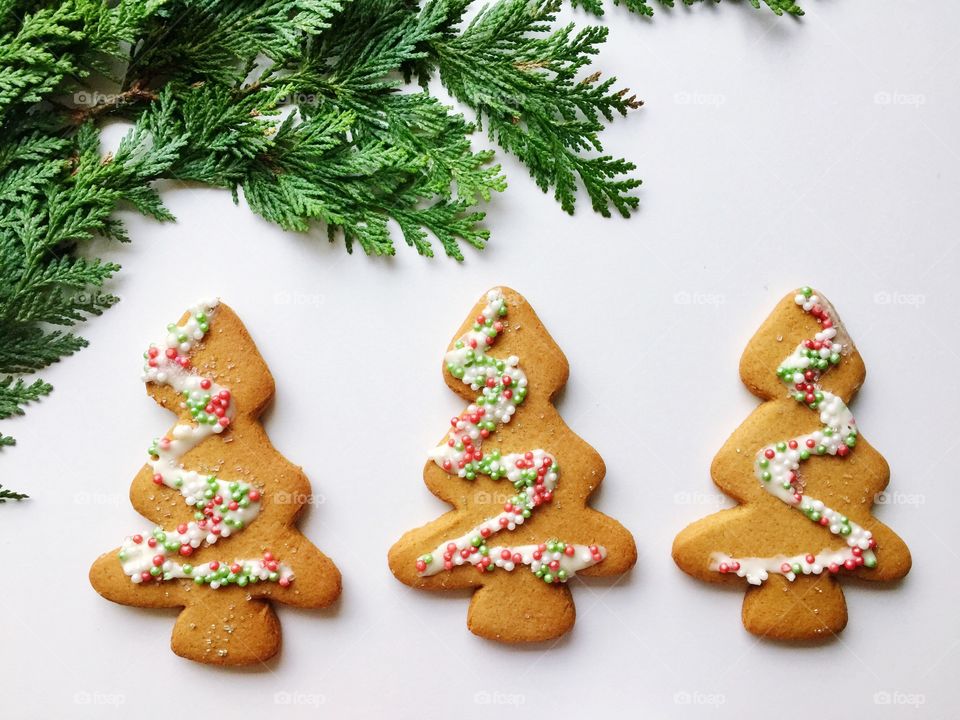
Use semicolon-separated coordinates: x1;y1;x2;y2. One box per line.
388;287;637;642
672;287;911;639
90;300;341;665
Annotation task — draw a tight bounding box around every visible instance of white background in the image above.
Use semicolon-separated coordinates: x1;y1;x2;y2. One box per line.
2;2;958;718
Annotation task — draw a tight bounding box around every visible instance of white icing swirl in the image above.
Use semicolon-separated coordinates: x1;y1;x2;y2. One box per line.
417;289;605;583
710;290;877;585
117;300;293;588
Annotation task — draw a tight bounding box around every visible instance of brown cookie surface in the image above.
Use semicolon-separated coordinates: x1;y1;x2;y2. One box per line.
89;301;341;665
672;287;911;640
388;287;637;642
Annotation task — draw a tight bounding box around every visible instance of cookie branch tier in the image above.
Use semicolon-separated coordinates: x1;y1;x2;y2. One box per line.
116;300;293;589
710;287;878;585
416;289;605;584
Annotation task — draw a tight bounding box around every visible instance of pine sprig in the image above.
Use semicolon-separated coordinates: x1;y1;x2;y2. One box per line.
571;0;803;17
0;4;83;117
427;0;641;216
0;377;53;419
127;1;345;86
0;483;28;502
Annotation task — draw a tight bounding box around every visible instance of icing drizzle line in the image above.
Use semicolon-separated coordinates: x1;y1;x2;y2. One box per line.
710;287;878;585
117;300;293;589
416;289;605;584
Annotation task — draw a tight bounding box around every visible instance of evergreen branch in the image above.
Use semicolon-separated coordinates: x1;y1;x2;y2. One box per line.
240;107;491;258
144;81;282;188
0;376;52;419
0;328;89;374
68;79;158;125
0;3;84;117
0;483;28;502
428;0;641;216
128;0;346;85
571;0;803;17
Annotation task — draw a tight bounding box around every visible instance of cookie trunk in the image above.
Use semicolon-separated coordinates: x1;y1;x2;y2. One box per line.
170;594;281;666
467;578;576;643
742;574;848;640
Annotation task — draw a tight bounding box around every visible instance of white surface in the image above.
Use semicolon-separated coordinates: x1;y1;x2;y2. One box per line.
2;3;959;718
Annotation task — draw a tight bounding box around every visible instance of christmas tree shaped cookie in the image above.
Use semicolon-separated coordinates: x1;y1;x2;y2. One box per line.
90;300;340;665
389;287;636;642
673;287;911;639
